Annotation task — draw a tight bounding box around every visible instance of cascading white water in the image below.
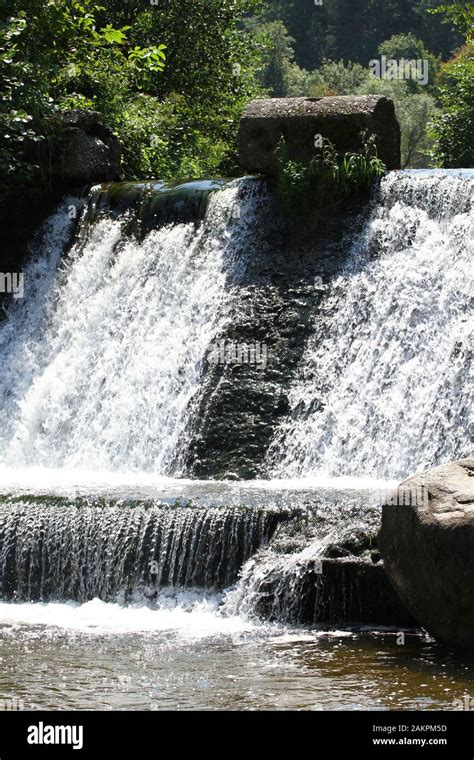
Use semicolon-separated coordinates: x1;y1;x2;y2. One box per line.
0;499;284;601
0;169;472;641
267;171;473;480
0;179;259;474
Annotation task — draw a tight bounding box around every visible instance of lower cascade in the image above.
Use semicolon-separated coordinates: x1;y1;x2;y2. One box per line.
0;499;286;601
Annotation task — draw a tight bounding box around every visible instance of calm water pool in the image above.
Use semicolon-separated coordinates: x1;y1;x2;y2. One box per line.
0;595;472;711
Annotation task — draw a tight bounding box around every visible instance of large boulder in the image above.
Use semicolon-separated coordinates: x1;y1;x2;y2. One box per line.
50;110;121;184
239;95;401;176
378;458;474;648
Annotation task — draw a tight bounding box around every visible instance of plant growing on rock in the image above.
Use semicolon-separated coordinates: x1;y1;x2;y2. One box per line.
276;135;386;223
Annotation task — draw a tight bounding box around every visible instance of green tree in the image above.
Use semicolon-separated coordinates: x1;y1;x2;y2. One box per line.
264;0;462;68
253;20;308;96
306;60;368;96
430;1;474;41
429;3;474;167
378;33;440;92
414;0;464;59
111;0;265;178
429;43;474;166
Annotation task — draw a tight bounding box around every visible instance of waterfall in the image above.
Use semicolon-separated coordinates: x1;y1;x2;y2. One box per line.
6;170;468;484
0;498;286;601
0;179;263;474
267;171;473;480
220;484;415;627
0;169;471;629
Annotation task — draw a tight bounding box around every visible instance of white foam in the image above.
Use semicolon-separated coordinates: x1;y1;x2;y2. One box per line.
0;465;396;499
0;183;256;475
0;592;262;637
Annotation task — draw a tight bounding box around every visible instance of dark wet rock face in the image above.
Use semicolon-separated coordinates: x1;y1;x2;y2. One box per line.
52;110;122;184
379;458;474;649
184;185;370;480
239;96;401;176
251;557;416;628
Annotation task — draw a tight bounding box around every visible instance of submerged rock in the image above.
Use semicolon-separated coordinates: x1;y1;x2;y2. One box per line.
378;458;474;648
239;95;401;175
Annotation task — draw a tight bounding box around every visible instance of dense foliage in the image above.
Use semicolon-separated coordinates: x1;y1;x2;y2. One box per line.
258;1;473;169
429;42;474;166
427;3;474;166
0;0;472;216
0;0;264;208
263;0;463;68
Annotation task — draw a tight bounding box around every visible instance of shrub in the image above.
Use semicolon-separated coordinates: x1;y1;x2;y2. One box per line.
429;44;474;167
276;135;386;222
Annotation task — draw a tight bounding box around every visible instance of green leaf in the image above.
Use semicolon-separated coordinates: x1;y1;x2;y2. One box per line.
99;24;128;45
